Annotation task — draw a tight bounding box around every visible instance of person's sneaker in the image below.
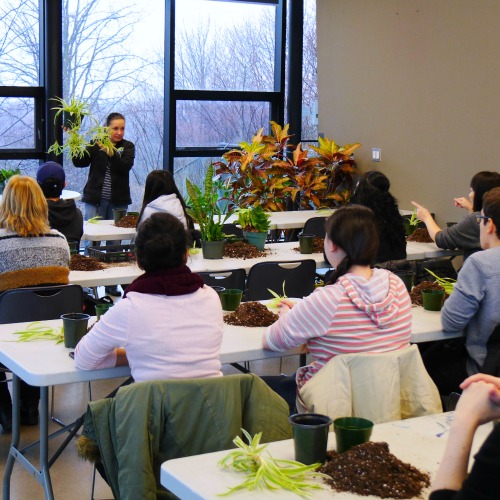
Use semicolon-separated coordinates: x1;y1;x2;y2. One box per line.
0;405;12;433
104;286;121;297
20;407;39;426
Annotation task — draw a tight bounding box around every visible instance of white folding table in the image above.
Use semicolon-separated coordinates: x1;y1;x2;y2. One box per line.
161;412;491;499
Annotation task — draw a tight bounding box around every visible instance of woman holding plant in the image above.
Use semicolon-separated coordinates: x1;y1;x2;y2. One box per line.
72;112;135;221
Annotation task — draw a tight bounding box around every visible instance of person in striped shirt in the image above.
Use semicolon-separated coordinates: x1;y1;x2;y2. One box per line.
262;205;412;411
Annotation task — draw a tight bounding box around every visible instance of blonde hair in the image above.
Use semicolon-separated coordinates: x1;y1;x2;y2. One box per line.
0;175;50;236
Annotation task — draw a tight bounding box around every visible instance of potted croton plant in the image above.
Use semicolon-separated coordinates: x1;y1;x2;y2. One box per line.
235;205;271;250
185;164;234;259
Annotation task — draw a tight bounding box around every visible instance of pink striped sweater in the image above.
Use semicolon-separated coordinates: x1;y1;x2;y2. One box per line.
263;268;412;389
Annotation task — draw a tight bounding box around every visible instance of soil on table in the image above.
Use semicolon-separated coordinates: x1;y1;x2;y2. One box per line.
410;281;447;306
293;237;325;253
224;301;278;327
407;228;433;243
114;215;138;228
70;254;105;271
320;441;430;499
224;241;267;259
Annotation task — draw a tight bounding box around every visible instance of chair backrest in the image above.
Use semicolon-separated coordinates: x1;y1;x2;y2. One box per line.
0;285;83;324
221;223;244;239
302;216;327;238
198;268;246;291
245;260;316;300
297;345;442;423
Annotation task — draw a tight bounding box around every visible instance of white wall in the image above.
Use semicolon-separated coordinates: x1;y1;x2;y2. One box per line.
317;0;500;224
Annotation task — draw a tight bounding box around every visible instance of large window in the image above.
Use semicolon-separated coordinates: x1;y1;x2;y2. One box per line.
0;0;317;209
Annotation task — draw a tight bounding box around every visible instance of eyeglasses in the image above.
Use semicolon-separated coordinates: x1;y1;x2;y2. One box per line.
474;214;490;225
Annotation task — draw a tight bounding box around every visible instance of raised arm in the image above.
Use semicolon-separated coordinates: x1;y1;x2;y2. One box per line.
411;201;442;241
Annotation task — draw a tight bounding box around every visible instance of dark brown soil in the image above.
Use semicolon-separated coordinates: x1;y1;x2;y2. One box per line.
410;281;447;306
114;215;138;228
224;301;278;327
293;237;325;254
224;241;267;259
320;441;430;499
407;228;433;243
70;254;105;271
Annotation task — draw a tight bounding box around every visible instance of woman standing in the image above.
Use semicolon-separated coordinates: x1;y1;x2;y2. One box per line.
0;175;70;430
72;112;135;220
73;112;135;295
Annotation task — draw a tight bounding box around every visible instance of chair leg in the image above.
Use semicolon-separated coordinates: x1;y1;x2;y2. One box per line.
90;463;96;500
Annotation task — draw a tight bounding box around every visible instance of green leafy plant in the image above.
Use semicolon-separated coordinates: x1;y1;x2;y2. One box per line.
87;215;103;224
235;205;271;232
185;163;234;241
47;96;116;159
0;168;21;183
425;268;456;294
408;209;422;228
267;281;288;308
218;429;328;496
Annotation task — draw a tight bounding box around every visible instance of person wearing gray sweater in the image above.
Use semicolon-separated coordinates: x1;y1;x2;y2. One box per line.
423;187;500;395
413;171;500;260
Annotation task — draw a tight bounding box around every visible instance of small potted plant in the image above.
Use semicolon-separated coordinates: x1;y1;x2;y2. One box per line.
235;205;271;250
185;164;234;259
0;167;21;194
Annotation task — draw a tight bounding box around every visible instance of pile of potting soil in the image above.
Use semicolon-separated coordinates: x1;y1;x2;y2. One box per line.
320;441;430;499
224;301;278;327
410;281;446;306
70;254;105;271
114;215;138;228
224;241;267;259
293;237;325;254
407;228;433;243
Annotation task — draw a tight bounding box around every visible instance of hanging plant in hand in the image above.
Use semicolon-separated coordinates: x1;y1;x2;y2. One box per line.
48;96;116;160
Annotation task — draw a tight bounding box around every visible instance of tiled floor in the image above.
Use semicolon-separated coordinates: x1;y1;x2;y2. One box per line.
0;356;301;499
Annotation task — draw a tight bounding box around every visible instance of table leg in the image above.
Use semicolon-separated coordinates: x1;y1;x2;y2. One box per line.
2;375;19;500
40;387;54;500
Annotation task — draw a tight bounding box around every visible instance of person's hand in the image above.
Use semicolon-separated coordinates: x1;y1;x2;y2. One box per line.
461;373;500;405
277;299;294;317
411;201;432;223
453;197;473;212
97;142;114;157
454;381;500;427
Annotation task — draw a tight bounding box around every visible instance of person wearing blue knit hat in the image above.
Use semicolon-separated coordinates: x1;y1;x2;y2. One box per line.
37;161;83;247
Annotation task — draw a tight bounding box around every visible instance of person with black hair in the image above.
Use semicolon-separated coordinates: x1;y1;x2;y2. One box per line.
74;212;223;381
350;170;406;263
72;112;135;295
261;205;412;412
36;161;83;246
412;170;500;260
137;170;193;230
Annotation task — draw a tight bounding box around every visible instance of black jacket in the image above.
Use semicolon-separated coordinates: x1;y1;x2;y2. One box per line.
72;139;135;205
47;199;83;244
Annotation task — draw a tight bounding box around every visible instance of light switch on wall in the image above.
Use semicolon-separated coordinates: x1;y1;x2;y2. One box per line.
372;148;381;162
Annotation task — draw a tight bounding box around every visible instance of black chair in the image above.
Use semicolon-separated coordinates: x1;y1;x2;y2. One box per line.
302;216;327;238
245;260;316;301
198;268;246;291
221;223;244;239
0;284;84;427
0;284;83;323
482;324;500;377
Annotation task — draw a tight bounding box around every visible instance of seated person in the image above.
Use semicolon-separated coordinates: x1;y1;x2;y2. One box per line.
0;175;70;429
37;161;83;248
75;212;223;381
423;187;500;395
350;170;406;263
430;373;500;499
412;171;500;260
261;205;412;412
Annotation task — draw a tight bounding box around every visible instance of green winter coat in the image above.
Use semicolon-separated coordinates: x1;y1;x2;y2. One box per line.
79;374;292;499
